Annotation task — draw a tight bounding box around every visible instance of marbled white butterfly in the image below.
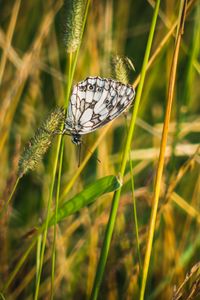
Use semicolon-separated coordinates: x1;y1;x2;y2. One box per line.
63;76;135;145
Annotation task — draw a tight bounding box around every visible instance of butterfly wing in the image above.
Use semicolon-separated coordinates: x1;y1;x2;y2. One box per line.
65;76;135;134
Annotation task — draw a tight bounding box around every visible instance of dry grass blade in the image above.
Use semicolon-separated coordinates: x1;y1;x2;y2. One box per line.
0;0;21;85
140;1;189;299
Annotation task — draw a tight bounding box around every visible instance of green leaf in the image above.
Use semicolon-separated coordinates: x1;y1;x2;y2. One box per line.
50;175;121;226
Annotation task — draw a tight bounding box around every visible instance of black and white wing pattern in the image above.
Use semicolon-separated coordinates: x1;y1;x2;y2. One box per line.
64;76;135;142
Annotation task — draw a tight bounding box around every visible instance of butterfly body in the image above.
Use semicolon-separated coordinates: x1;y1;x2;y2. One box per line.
64;76;135;144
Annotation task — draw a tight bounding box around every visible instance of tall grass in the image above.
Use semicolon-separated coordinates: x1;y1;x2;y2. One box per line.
0;0;200;299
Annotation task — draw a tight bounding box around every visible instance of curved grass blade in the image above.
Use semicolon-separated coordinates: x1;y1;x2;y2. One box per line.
49;175;122;226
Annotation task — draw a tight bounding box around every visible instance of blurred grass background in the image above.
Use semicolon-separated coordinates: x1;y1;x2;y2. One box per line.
0;0;200;299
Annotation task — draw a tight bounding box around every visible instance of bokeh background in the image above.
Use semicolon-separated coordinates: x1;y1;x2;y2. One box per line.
0;0;200;299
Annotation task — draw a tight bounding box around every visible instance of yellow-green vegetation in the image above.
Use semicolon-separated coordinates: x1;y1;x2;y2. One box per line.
0;1;199;300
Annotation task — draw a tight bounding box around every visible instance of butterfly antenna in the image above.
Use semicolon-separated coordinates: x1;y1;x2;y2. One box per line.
81;140;101;164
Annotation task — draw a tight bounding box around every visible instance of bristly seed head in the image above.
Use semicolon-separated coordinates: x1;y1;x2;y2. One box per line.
111;55;135;84
18;107;65;178
62;0;86;53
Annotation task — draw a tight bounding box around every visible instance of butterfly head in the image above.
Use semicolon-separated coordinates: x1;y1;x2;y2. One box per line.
71;133;81;145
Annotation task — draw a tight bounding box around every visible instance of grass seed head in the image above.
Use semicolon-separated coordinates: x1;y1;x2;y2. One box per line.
111;55;135;84
62;0;86;53
18;107;65;178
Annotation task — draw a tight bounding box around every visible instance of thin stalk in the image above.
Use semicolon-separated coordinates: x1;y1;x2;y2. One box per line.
65;52;73;107
49;1;91;296
129;153;142;274
0;177;20;219
90;1;161;299
50;51;73;299
126;116;142;275
59;0;91;203
68;0;91;95
34;133;63;300
55;0;91;201
139;1;188;299
36;234;42;284
50;142;64;299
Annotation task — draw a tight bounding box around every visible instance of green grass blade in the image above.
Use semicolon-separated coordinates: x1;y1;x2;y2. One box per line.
90;1;161;299
49;175;122;226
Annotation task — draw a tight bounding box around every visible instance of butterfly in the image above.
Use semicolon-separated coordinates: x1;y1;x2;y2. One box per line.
63;76;135;145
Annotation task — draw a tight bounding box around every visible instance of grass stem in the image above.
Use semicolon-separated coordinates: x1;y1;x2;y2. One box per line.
34;133;63;300
49;1;91;297
90;1;161;299
50;50;73;299
139;1;188;299
129;154;142;274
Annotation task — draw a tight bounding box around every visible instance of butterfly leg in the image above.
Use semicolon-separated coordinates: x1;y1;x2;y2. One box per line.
52;128;71;136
